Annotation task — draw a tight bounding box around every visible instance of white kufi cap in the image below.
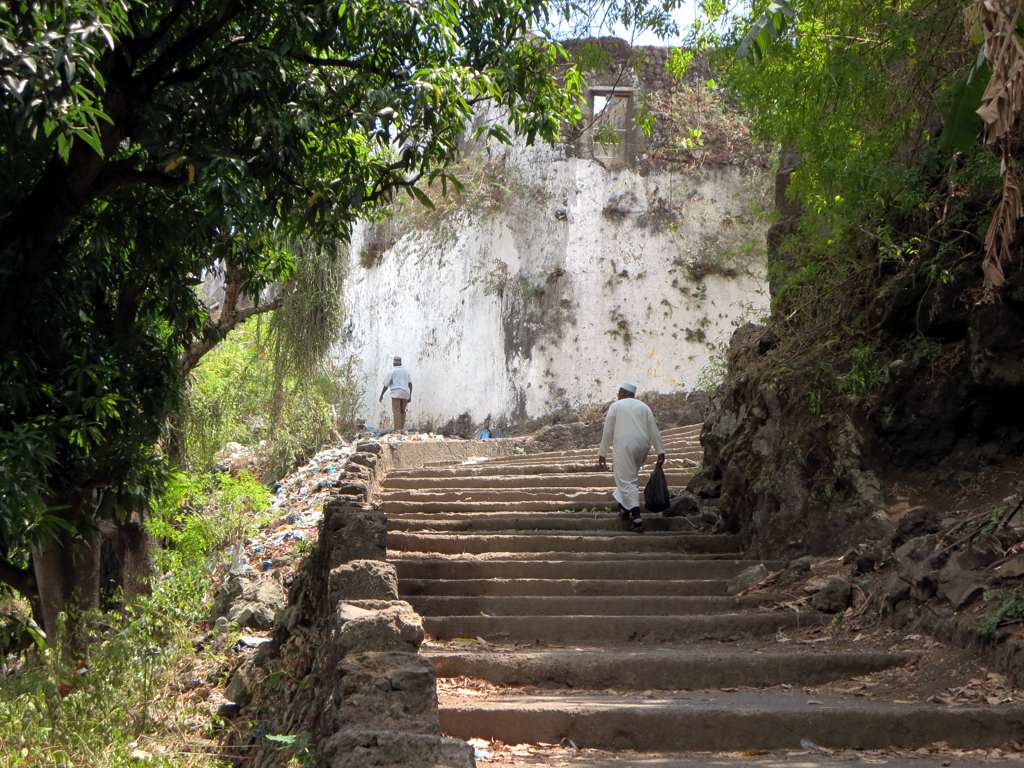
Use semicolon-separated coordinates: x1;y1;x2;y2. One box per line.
620;381;638;394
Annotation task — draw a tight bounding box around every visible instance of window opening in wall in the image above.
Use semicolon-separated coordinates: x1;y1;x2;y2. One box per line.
590;89;632;163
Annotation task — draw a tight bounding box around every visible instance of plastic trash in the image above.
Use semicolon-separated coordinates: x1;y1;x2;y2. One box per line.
643;463;671;513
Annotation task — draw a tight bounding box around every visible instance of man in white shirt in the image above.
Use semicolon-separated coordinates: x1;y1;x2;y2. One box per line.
597;382;666;533
379;356;413;432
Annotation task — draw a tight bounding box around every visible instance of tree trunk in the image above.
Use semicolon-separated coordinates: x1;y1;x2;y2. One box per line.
31;527;102;649
119;511;154;599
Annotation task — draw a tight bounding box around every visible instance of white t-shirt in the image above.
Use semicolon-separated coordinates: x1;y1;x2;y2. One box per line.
385;366;412;399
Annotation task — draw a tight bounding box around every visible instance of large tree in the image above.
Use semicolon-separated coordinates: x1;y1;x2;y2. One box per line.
0;0;594;638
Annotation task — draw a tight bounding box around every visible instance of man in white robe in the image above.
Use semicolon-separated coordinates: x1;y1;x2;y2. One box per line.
597;382;666;533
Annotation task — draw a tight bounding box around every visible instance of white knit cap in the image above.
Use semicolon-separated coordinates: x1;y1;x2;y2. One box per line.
620;381;638;394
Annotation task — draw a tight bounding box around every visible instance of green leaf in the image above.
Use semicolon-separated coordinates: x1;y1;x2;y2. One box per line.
409;185;435;209
75;128;104;158
940;58;991;153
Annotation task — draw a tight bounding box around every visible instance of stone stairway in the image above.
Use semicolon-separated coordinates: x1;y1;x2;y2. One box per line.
383;424;1024;765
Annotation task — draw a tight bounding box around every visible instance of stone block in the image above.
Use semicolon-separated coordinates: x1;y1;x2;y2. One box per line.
329;560;400;603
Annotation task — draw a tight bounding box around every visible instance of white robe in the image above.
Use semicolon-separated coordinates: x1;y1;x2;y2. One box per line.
598;398;665;510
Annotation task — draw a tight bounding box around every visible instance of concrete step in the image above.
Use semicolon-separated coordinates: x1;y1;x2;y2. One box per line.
471;757;1012;768
424;612;814;643
439;690;1024;751
389;513;705;533
387;459;697;480
428;646;916;689
399;578;732;597
384;471;695;490
395;558;771;581
387;532;741;555
382;488;623;505
408;594;773;616
473;443;703;467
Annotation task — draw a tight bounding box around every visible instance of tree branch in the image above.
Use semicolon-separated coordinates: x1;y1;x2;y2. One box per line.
139;1;244;91
288;52;363;70
182;295;283;374
129;0;189;59
94;160;193;196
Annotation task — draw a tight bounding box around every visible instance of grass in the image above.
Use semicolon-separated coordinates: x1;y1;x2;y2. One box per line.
0;472;271;768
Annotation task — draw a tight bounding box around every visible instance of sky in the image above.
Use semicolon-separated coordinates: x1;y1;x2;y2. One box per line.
614;1;699;46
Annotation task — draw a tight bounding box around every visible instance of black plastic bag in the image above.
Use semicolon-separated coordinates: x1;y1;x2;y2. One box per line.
644;463;670;512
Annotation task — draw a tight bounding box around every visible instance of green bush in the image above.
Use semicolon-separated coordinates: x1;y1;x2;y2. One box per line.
0;471;269;768
182;315;361;481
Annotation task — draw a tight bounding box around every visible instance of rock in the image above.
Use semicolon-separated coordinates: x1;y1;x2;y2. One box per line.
810;576;852;613
356;441;382;454
334;481;370;502
891;507;941;548
211;574;287;630
320;730;475;768
995;556;1024;581
843;543;884;574
331;602;424;656
330;560;400;603
224;665;253;707
787;555;815;576
727;563;768;595
348;452;379;469
687;468;722;499
320;501;387;569
664;491;699;517
881;573;911;614
318;651;441;736
938;555;986;609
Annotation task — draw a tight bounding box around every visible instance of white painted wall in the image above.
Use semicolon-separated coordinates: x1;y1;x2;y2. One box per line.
336;140;770;430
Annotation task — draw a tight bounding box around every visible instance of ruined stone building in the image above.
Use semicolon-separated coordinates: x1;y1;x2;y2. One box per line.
336;41;771;429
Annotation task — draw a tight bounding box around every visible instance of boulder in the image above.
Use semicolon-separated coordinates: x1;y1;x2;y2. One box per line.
664;491;699;518
210;574;286;630
728;563;768;595
891;507;941;548
881;573;911;615
330;560;400;603
938;554;987;610
787;555;815;576
843;543;885;574
356;441;383;455
810;576;852;613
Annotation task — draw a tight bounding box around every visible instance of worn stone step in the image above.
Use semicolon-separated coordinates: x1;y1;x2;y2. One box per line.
388;458;697;480
479;447;702;466
394;558;770;581
384;471;695;490
382;488;621;505
424;612;813;643
471;443;703;467
388;532;741;555
428;646;916;689
388;513;705;533
439;691;1024;751
399;578;732;597
476;757;1009;768
407;594;772;616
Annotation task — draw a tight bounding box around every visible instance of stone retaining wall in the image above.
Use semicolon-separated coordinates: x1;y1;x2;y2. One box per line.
224;438;504;767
